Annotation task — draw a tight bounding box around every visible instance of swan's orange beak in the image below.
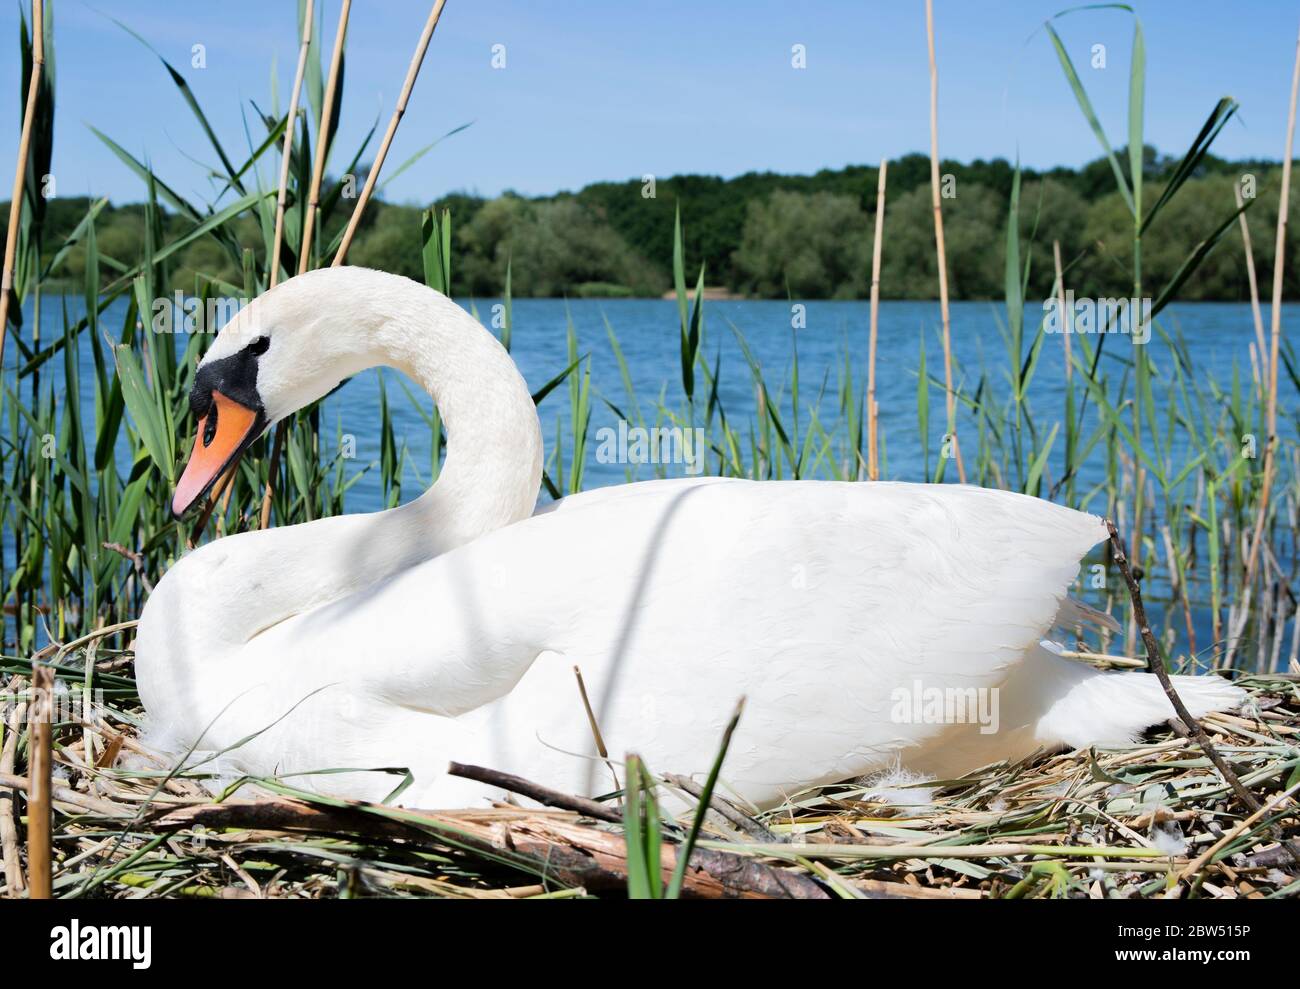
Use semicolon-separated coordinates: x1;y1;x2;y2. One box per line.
171;390;262;519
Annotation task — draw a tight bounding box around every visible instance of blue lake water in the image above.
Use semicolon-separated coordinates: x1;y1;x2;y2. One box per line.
7;294;1266;517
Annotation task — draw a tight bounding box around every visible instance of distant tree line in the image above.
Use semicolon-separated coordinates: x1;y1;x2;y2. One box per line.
6;145;1296;300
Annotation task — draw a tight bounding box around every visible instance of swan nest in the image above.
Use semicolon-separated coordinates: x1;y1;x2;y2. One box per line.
3;661;1298;899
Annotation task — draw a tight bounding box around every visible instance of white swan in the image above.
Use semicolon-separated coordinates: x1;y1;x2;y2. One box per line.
134;267;1244;809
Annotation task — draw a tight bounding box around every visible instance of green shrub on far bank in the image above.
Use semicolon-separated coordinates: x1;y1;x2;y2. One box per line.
4;146;1295;300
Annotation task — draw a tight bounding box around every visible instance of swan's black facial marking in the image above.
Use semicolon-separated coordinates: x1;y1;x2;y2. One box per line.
189;336;269;421
172;336;272;520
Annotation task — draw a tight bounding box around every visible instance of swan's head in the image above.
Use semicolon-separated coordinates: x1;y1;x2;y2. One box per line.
171;267;391;518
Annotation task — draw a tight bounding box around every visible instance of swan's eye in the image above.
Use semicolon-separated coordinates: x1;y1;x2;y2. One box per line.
247;336;271;356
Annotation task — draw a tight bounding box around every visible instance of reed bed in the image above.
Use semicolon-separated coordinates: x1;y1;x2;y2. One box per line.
0;5;1298;898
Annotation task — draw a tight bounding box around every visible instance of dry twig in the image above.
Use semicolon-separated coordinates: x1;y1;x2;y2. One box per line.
1105;519;1300;870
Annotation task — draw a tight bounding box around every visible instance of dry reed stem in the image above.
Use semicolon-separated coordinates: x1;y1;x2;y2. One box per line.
297;0;350;275
663;773;781;843
573;665;621;795
191;461;238;545
0;678;28;896
333;0;448;267
257;414;288;530
1244;20;1300;589
1235;183;1268;389
1057;649;1145;669
210;463;238;537
269;0;316;288
867;158;887;481
0;772;135;819
259;0;350;531
0;0;45;365
26;663;52;898
924;0;965;482
1052;240;1071;383
573;666;609;763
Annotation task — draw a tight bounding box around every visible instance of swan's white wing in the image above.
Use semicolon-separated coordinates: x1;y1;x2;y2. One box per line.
257;479;1106;804
186;479;1110;806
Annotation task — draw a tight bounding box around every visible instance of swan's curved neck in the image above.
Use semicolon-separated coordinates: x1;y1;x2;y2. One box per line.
203;288;542;643
374;296;542;551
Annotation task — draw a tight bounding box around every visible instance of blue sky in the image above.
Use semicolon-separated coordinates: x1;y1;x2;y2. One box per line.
2;0;1298;206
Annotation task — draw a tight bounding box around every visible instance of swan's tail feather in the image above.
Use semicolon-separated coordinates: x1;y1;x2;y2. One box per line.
1035;668;1246;750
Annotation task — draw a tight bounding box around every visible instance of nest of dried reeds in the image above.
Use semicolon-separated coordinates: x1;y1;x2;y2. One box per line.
1;648;1296;900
